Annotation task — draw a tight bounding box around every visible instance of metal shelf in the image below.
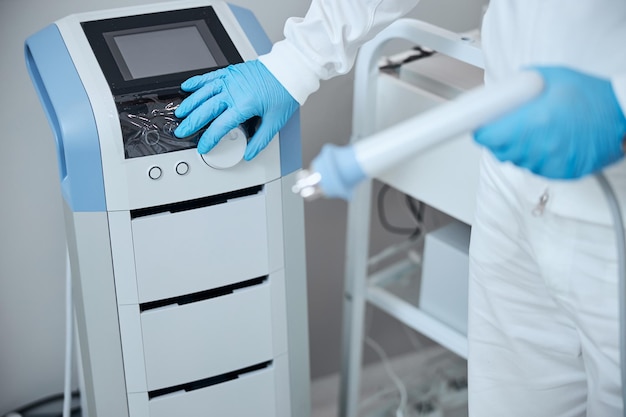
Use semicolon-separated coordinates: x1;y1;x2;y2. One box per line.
365;258;468;359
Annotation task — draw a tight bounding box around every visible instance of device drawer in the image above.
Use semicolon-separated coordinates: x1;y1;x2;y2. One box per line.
140;278;274;391
131;190;269;303
149;363;277;417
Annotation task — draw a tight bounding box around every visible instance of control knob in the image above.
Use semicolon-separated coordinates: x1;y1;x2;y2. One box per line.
200;126;248;169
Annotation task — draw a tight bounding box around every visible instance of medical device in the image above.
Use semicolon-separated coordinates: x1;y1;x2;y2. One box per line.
292;71;543;200
25;2;309;416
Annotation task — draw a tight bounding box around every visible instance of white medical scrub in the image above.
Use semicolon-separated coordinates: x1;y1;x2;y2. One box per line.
260;1;626;415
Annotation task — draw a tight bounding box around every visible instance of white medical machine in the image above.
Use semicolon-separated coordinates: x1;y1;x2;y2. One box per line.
25;2;309;416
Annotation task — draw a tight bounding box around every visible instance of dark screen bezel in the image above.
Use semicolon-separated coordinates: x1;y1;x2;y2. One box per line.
82;6;243;96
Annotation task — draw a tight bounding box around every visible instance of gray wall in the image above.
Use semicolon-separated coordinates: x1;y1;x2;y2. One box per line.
0;0;485;413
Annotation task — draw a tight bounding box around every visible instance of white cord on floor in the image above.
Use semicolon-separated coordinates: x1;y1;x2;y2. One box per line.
365;336;408;417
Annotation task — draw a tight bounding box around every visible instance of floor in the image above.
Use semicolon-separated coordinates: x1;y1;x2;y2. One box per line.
310;345;468;417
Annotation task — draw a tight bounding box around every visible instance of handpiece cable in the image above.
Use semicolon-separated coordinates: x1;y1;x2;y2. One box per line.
595;172;626;417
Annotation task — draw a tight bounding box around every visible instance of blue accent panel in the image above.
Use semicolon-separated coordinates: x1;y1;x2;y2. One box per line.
25;25;106;212
229;3;303;175
279;110;303;175
228;4;272;55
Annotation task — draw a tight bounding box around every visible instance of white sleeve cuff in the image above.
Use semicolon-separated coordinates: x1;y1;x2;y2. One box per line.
259;40;321;105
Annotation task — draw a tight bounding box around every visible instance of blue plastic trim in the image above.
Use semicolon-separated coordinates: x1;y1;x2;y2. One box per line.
25;24;106;212
229;3;302;175
278;110;302;175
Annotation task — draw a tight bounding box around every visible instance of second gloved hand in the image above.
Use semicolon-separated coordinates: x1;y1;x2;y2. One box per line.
174;60;298;160
474;67;626;179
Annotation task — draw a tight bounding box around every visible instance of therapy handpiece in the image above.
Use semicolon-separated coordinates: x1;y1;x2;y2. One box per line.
292;71;544;200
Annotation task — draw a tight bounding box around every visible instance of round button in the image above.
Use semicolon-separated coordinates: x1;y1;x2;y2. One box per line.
176;162;190;175
148;166;162;180
200;126;247;169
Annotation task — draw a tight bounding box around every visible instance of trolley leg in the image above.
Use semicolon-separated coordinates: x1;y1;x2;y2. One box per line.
339;181;373;417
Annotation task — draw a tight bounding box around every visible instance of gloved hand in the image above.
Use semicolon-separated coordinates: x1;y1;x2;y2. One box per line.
174;60;298;160
474;67;626;179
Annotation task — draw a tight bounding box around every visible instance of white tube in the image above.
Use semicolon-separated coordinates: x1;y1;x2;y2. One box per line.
354;71;544;177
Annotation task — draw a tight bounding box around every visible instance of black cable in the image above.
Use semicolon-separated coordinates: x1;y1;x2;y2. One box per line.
405;194;424;225
4;391;80;416
376;184;423;238
52;405;81;417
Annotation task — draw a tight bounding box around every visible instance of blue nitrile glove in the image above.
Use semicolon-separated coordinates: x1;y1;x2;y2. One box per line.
474;67;626;179
174;60;298;160
311;144;367;200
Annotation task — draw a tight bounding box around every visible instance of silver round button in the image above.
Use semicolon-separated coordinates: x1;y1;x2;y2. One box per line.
176;162;190;175
148;166;162;180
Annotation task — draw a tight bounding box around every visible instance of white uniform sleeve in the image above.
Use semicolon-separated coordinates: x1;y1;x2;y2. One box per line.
258;0;420;104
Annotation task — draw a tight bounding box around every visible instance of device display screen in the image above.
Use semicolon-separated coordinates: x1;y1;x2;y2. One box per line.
104;21;226;81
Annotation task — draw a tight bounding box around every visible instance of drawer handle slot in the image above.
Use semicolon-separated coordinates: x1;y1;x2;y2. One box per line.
148;360;272;399
130;184;263;219
140;276;268;312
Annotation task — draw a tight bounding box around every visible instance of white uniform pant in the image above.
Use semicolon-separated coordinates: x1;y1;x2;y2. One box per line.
467;154;622;416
